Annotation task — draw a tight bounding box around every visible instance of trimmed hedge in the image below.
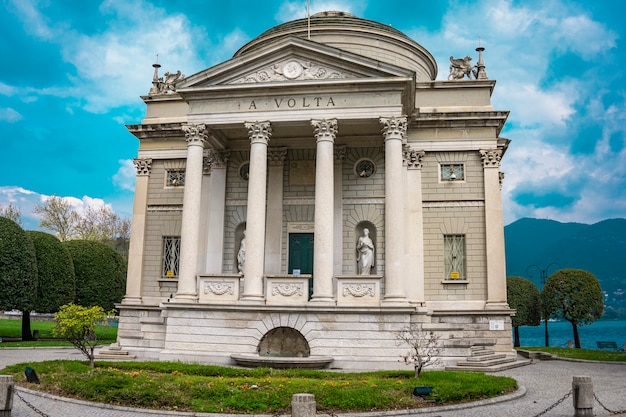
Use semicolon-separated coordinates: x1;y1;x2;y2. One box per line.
27;231;76;313
64;240;127;310
0;217;37;312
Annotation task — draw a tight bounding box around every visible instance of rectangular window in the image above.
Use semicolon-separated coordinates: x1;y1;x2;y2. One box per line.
162;236;181;278
440;163;464;181
444;234;466;280
166;169;185;187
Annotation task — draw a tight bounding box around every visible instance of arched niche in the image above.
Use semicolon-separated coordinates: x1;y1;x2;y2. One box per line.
257;327;310;357
355;221;377;275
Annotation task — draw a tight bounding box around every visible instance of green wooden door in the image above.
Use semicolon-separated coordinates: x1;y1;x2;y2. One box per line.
288;233;314;298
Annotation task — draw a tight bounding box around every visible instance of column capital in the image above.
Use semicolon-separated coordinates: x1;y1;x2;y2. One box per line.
268;147;288;166
380;116;408;140
403;146;425;170
499;171;505;189
203;149;230;174
479;149;503;168
182;123;208;146
334;145;347;162
245;121;272;145
133;158;153;176
311;118;337;143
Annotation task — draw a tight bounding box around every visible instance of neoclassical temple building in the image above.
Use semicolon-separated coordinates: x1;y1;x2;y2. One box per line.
112;11;515;370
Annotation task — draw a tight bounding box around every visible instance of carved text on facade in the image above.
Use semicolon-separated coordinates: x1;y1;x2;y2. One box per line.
249;96;336;110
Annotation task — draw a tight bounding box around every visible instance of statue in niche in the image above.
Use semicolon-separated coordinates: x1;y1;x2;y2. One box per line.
356;228;375;275
237;230;246;275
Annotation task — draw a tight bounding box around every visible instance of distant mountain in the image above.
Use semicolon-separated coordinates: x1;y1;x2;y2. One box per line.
505;218;626;318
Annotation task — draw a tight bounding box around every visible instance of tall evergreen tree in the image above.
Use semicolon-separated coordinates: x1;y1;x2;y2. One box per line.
0;217;38;340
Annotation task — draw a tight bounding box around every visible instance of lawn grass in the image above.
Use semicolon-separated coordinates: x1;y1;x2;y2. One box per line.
0;318;117;346
0;360;518;413
518;346;626;362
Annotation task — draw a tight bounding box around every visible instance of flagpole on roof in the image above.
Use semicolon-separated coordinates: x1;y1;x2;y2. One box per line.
307;0;311;40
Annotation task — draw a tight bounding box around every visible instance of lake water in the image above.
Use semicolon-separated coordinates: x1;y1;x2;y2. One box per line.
516;319;626;349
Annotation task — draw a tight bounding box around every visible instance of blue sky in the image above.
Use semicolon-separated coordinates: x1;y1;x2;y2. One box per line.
1;0;625;230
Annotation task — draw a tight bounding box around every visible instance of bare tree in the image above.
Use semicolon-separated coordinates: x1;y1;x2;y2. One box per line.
33;195;79;241
0;203;22;226
396;325;442;378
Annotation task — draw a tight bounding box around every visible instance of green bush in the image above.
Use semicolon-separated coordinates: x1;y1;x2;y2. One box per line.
0;217;38;339
64;240;126;310
27;231;76;313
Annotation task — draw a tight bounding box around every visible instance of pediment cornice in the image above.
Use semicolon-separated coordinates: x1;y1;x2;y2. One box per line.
177;37;414;90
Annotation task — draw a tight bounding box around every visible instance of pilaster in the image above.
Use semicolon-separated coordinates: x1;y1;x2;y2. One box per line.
203;149;230;273
122;158;152;305
404;147;426;305
175;124;207;302
480;149;508;308
265;147;287;274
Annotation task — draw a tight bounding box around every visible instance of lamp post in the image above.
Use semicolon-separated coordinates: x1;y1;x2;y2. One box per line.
526;263;561;347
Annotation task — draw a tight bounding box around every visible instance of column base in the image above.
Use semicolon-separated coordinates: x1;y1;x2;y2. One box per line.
172;293;199;303
121;296;143;305
240;295;266;304
382;296;410;306
309;296;336;306
485;301;510;310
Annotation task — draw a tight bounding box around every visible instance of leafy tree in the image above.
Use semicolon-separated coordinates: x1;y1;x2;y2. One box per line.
0;217;38;340
542;269;604;348
26;231;76;313
64;240;127;311
396;325;442;378
0;203;22;225
507;276;541;347
53;303;107;367
34;195;79;241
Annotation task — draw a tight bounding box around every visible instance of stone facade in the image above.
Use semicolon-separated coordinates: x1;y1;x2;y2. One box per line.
116;11;513;370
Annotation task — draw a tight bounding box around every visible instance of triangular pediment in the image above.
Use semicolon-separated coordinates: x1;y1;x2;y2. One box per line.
177;37;414;90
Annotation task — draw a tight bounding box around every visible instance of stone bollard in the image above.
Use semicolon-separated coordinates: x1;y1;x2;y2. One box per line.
572;376;593;417
0;375;14;417
291;393;316;417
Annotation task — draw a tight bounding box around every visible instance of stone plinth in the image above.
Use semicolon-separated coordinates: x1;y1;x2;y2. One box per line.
291;393;316;417
266;275;310;305
336;275;382;305
198;275;241;303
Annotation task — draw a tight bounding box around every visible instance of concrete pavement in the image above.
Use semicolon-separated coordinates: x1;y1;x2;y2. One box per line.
1;348;625;417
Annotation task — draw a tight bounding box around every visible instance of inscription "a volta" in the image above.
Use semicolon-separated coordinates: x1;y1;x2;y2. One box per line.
248;96;336;110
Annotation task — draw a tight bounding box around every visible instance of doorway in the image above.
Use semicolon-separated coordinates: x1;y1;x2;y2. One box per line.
288;233;314;298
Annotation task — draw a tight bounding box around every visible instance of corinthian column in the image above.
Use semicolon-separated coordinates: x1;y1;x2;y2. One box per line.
242;121;271;302
311;119;337;303
480;149;508;308
122;158;152;305
380;116;408;305
174;124;207;302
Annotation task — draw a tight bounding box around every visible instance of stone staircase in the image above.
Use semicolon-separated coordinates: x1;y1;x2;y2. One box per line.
446;345;531;372
95;343;137;361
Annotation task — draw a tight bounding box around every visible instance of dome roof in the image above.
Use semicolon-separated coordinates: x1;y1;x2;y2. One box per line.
234;11;438;81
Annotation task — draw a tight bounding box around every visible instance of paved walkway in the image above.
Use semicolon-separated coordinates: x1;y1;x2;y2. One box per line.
1;348;625;417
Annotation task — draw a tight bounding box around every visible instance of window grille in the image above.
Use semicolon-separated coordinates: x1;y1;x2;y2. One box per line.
441;163;464;181
444;234;465;279
166;169;185;187
162;236;181;278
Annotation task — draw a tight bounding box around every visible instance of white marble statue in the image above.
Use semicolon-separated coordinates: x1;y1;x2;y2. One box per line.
356;228;375;275
237;230;246;275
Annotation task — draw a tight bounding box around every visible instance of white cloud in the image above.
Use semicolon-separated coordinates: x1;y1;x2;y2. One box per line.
0;108;23;122
113;159;136;192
